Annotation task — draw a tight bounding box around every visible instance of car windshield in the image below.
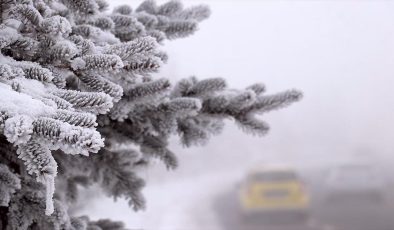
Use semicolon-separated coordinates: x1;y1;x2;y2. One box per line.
331;165;377;182
250;171;298;182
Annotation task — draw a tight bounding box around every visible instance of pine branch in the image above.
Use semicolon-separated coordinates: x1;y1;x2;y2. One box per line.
0;0;302;227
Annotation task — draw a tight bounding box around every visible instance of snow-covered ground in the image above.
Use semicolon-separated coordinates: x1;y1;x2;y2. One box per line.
77;169;243;230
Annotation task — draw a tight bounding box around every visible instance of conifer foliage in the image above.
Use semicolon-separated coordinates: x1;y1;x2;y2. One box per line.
0;0;302;229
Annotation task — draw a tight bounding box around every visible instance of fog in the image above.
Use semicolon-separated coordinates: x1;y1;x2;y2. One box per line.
76;1;394;229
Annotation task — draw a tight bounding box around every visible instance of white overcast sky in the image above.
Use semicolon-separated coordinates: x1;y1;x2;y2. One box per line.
83;1;394;228
109;0;394;163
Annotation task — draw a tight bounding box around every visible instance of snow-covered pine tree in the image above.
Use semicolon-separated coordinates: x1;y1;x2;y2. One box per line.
0;0;302;229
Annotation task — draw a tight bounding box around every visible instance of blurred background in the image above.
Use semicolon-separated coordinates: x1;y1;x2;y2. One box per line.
76;0;394;229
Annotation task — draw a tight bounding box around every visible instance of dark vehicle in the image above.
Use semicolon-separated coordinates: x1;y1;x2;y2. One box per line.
324;164;385;204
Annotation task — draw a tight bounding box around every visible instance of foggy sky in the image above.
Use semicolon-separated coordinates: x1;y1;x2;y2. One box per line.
157;0;394;168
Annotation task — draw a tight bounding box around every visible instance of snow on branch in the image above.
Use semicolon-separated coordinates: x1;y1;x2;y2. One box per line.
0;0;301;228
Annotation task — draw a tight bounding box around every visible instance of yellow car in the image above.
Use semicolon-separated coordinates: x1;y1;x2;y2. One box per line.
238;166;309;224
